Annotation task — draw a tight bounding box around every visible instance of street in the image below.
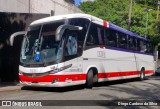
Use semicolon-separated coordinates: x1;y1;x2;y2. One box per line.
0;76;160;109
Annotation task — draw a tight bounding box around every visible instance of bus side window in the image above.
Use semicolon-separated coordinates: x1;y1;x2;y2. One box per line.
64;32;78;56
97;27;105;45
86;23;104;47
118;32;127;49
128;37;134;50
149;42;153;53
140;40;147;53
105;29;117;47
69;18;90;56
147;42;153;53
136;39;140;51
146;42;149;53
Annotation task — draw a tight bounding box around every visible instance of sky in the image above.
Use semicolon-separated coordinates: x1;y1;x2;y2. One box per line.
75;0;83;6
75;0;95;6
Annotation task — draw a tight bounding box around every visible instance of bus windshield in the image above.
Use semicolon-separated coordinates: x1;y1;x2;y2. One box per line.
20;20;65;66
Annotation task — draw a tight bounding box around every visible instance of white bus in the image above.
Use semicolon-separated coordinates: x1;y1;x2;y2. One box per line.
18;13;155;88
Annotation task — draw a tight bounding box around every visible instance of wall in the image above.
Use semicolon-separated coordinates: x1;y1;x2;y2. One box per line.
0;0;82;15
0;12;49;82
0;0;82;82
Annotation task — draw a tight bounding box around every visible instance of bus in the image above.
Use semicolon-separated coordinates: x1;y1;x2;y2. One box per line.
18;13;155;88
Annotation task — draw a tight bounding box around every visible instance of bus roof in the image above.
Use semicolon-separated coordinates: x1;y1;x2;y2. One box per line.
30;13;149;42
30;13;92;26
109;23;150;41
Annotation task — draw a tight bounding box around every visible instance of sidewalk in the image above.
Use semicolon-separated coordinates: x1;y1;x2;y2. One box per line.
0;82;21;92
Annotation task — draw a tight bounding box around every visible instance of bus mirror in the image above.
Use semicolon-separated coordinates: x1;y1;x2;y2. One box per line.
55;25;83;41
10;31;26;46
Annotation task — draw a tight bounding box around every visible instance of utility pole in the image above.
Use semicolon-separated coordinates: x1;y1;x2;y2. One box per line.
145;8;152;38
157;0;160;20
128;0;132;31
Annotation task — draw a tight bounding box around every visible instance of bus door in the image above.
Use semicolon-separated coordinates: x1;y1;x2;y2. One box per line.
63;30;79;77
56;24;83;82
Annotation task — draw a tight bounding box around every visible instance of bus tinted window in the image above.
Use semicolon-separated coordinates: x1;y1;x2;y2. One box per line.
69;18;89;42
86;23;105;46
64;32;78;56
128;37;136;50
136;39;141;51
105;29;117;47
97;27;105;45
146;42;153;53
118;32;127;49
69;18;90;55
140;40;147;53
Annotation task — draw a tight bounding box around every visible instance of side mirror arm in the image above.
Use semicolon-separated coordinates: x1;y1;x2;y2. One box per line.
10;31;26;46
55;24;82;41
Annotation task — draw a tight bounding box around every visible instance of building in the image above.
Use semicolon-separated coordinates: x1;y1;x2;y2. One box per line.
0;0;82;15
0;0;82;83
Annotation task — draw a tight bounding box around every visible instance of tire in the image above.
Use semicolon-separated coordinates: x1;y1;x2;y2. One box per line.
139;70;145;81
93;74;98;86
86;69;94;89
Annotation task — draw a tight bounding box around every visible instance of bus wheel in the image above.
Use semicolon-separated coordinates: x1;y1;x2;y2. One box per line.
139;69;145;81
86;69;94;89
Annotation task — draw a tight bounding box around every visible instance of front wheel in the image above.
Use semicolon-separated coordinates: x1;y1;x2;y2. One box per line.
86;69;94;89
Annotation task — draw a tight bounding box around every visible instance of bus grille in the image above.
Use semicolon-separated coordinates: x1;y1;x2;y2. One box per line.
22;73;49;78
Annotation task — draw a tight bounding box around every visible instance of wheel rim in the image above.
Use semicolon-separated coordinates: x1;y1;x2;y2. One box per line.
141;71;144;79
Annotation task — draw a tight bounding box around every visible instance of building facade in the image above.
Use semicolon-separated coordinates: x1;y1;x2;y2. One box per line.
0;0;82;83
0;0;82;15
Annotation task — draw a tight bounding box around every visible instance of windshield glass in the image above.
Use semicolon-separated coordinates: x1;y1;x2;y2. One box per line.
20;20;65;66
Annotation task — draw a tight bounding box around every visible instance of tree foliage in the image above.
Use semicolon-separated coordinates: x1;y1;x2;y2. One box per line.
79;0;160;46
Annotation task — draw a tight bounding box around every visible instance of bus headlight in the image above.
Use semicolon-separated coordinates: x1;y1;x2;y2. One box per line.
19;71;23;75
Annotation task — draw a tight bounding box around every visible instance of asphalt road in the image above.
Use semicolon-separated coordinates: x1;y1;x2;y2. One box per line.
0;76;160;109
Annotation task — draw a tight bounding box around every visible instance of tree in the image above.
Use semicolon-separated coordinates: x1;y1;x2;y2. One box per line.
79;0;160;46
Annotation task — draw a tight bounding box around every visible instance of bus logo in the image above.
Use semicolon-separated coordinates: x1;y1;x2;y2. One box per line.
32;74;36;78
2;101;11;106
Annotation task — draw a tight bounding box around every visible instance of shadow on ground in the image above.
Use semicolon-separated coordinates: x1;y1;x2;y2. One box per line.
16;76;160;109
96;76;160;109
21;77;149;92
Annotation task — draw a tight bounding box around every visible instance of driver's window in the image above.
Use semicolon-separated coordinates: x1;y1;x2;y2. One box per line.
65;33;78;56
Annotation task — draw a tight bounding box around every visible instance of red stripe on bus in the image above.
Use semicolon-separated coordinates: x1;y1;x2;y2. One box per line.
19;74;87;82
19;70;154;82
98;71;139;78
